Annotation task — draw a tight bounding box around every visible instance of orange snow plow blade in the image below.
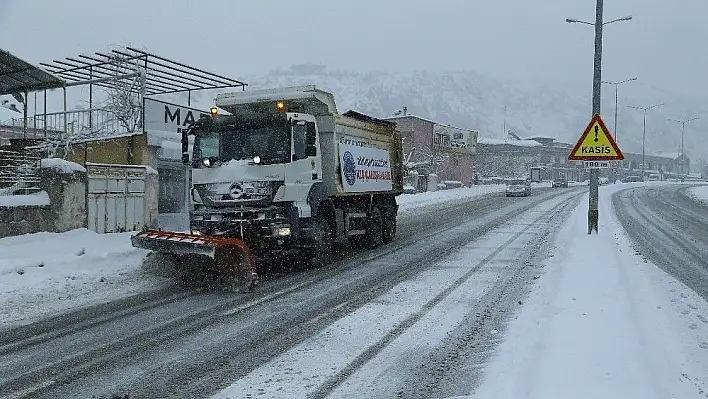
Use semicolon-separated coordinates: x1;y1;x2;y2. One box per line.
131;230;258;292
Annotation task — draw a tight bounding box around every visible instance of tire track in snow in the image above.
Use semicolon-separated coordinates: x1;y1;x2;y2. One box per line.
613;187;708;299
208;190;582;399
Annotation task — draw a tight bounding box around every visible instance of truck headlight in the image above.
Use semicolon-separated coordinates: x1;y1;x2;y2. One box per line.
272;226;291;237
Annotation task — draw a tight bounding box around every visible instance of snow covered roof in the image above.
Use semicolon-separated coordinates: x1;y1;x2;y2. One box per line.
655;152;686;160
40;158;86;173
384;114;476;133
478;138;542;147
524;135;556;140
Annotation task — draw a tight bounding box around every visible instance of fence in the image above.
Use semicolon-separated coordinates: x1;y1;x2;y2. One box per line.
0;108;134;140
0;149;42;195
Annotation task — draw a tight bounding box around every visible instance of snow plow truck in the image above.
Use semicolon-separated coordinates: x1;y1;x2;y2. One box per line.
131;85;404;291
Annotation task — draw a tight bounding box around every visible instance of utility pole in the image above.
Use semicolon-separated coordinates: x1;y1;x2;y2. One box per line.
602;78;637;182
503;105;507;136
669;117;699;177
566;2;632;234
588;0;603;234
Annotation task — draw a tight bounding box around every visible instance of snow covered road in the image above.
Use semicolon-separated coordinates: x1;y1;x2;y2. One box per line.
0;184;508;329
0;186;580;398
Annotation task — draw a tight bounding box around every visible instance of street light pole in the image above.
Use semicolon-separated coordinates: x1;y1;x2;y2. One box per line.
601;77;637;143
629;103;664;181
669;117;699;176
601;78;636;183
566;3;632;234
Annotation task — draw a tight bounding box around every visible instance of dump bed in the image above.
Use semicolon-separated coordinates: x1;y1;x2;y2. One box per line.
215;85;404;197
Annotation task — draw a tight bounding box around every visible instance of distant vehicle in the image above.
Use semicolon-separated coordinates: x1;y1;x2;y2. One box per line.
506;179;531;197
622;175;642;183
599;177;610;185
552;178;568;188
530;167;542;183
648;174;660;181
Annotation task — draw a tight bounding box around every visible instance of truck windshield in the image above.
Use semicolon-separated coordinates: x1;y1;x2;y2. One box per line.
194;124;291;165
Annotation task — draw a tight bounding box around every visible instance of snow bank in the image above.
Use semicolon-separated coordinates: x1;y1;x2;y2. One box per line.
396;185;506;215
685;185;708;205
144;165;159;175
0;228;170;328
473;185;708;399
39;158;86;173
0;191;49;207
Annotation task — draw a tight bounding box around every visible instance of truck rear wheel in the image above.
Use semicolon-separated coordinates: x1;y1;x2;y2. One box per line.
382;211;396;243
367;207;384;249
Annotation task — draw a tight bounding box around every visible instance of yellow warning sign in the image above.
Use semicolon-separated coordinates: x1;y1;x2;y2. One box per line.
568;114;624;161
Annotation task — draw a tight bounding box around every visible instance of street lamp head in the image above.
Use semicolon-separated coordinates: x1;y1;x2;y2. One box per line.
620;15;633;21
565;18;578;23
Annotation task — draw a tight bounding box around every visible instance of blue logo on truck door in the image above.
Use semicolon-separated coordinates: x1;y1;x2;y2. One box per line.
342;151;356;186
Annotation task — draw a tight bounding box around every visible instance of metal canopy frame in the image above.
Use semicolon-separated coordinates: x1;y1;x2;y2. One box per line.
0;48;66;95
39;46;247;96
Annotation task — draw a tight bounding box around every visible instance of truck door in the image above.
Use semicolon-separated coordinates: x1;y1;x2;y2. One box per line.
284;116;322;213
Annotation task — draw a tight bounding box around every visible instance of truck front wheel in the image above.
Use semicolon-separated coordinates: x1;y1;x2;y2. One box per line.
309;216;334;267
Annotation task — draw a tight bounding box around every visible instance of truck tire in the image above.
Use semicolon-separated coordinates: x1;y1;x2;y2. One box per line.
310;216;334;267
367;207;384;249
382;211;396;243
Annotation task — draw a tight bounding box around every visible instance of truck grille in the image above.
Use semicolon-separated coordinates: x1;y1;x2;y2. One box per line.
195;180;282;206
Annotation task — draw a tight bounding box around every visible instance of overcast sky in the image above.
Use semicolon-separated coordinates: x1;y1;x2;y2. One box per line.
1;0;706;99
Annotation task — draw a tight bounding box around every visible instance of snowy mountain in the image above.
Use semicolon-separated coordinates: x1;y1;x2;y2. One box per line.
4;63;707;165
184;65;708;165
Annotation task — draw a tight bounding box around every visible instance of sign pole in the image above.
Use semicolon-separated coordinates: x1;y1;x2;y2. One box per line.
588;0;604;234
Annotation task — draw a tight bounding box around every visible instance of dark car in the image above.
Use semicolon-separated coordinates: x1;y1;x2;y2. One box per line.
622;175;641;183
552;178;568;188
506;179;531;197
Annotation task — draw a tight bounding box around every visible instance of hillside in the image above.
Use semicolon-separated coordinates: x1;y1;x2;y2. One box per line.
4;64;707;165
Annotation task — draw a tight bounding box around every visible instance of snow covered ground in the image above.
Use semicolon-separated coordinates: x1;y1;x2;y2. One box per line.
685;185;708;205
472;184;708;399
396;185;506;215
0;228;172;328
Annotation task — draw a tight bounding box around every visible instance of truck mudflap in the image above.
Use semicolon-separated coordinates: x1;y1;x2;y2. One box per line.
131;230;258;292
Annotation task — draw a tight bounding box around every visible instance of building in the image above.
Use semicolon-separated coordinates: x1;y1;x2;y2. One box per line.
476;135;588;182
0;47;246;231
386;110;478;188
475;137;542;179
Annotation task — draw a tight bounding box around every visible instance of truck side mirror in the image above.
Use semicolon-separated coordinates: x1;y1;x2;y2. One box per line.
182;153;190;164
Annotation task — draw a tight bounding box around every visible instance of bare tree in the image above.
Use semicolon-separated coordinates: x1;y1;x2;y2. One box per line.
102;53;145;133
416;143;450;175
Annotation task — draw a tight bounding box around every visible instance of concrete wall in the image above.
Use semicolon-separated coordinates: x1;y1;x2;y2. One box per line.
0;163;87;238
0;159;160;238
42;167;88;232
64;134;149;166
144;170;159;228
